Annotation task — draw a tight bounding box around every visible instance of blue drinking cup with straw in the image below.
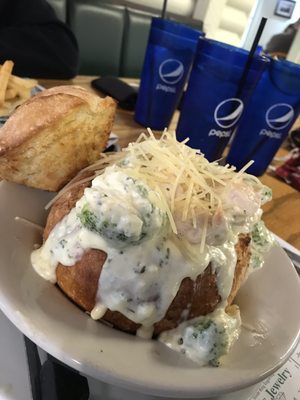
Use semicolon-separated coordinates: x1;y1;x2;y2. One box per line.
176;37;270;162
134;17;202;130
226;58;300;176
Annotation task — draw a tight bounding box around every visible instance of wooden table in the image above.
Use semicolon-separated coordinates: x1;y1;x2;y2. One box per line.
40;76;300;250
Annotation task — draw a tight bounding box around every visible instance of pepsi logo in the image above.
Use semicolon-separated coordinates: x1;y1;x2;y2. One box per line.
214;98;244;129
266;103;294;130
159;59;184;85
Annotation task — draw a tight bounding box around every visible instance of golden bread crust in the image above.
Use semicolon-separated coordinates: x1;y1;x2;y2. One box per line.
44;175;251;336
226;233;251;307
0;85;117;191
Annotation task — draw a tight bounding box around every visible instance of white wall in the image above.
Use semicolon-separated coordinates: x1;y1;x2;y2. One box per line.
193;0;256;46
243;0;300;50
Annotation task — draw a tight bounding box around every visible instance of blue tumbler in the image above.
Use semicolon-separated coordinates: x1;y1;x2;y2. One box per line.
176;38;269;161
226;59;300;176
134;18;202;130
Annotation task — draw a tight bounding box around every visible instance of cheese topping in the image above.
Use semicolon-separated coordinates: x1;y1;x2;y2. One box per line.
31;130;273;366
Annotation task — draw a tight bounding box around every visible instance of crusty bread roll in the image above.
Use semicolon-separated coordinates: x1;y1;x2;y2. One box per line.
0;85;116;191
43;172;251;337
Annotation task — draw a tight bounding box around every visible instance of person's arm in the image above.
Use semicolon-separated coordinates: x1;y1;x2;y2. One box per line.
0;0;79;79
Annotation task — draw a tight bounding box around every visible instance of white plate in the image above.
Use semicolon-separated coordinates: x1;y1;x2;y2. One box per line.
0;181;299;399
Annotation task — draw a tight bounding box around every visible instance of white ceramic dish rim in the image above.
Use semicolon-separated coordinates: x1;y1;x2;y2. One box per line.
0;181;299;398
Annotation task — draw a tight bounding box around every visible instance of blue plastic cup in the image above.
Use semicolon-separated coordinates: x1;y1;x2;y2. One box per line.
226;58;300;176
176;38;270;161
134;17;202;130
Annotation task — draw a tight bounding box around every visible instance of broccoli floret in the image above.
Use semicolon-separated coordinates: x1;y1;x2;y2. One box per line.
185;318;229;367
79;204;101;233
261;186;272;204
78;203;117;239
250;221;274;270
77;171;166;246
78;203;141;244
251;221;271;248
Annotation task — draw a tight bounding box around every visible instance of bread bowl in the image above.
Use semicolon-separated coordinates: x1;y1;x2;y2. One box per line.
31;130;274;365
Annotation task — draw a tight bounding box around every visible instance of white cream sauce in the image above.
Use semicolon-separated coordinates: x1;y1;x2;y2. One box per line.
249;220;274;271
31;164;271;366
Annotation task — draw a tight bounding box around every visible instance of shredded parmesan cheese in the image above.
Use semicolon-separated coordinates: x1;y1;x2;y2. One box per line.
119;130;243;230
46;130;256;247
